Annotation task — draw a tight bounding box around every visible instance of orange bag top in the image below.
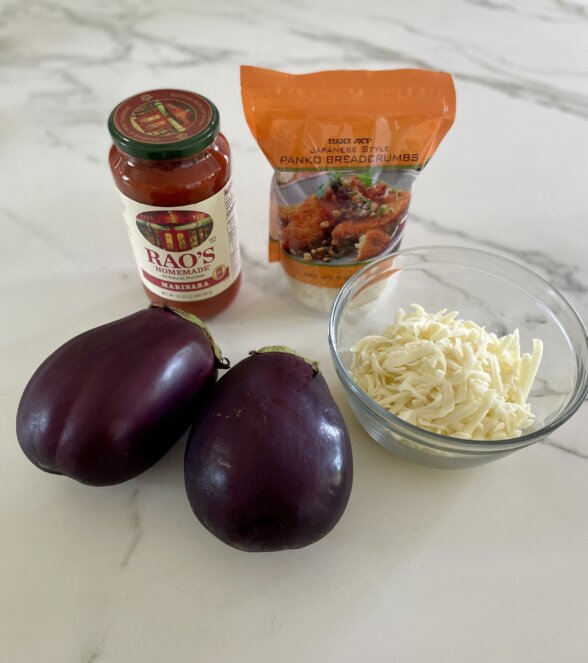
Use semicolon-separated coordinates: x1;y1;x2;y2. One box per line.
241;66;456;309
241;67;455;171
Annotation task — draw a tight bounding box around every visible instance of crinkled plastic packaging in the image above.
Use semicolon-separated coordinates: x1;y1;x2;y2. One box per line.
241;66;456;312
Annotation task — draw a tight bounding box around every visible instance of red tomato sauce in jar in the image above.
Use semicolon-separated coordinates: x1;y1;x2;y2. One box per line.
108;89;241;318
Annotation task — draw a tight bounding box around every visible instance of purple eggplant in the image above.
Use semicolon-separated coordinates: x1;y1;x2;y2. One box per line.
17;306;226;486
184;348;353;552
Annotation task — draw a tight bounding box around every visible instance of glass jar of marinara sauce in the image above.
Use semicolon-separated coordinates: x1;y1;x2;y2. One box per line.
108;89;241;318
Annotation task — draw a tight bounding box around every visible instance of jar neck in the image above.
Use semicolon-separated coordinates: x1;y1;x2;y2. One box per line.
115;144;215;168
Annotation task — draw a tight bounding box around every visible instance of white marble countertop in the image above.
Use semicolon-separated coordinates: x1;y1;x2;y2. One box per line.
2;1;588;661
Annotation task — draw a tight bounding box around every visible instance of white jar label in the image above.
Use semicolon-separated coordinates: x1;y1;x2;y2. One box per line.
120;181;240;302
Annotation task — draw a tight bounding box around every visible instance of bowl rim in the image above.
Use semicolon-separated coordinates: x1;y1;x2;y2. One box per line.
328;245;588;451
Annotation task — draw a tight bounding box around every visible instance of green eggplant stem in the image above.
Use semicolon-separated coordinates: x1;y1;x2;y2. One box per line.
151;304;230;369
251;346;319;374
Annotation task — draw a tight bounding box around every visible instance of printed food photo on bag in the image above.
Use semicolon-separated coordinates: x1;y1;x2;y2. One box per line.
241;66;456;312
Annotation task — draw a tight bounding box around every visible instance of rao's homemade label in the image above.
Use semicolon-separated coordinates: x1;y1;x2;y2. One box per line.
120;181;240;302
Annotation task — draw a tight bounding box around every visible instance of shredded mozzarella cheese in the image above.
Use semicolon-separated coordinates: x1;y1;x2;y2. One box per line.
350;305;543;441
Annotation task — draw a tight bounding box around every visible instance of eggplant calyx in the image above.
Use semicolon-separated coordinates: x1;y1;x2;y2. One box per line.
151;304;230;369
251;346;319;374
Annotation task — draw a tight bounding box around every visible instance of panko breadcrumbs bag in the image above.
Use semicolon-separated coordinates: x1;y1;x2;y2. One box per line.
241;66;456;311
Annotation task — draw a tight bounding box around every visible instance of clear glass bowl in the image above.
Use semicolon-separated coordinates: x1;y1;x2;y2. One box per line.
328;246;588;469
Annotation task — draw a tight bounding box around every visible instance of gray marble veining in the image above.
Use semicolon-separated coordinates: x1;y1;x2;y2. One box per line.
2;2;588;662
410;213;588;296
119;487;142;569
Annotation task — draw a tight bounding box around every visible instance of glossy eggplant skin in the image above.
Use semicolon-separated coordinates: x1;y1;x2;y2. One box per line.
17;308;217;486
185;351;353;552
